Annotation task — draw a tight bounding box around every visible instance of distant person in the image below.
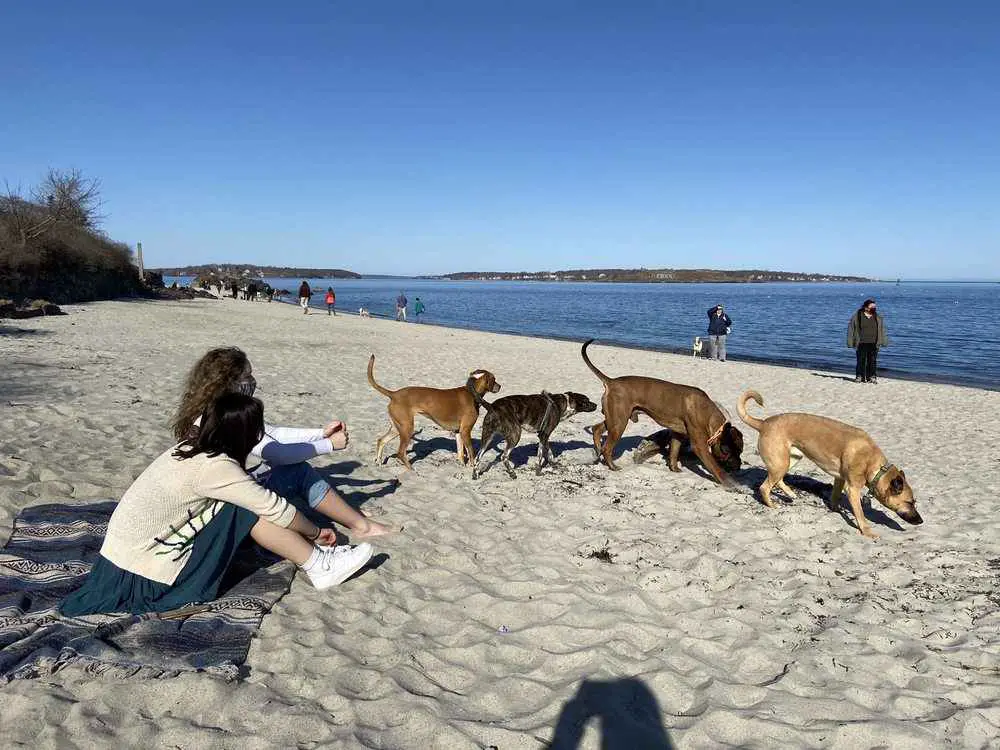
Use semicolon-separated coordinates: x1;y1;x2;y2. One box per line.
298;281;312;315
707;304;733;361
847;298;888;384
325;287;337;316
230;281;239;300
396;292;408;321
414;297;425;322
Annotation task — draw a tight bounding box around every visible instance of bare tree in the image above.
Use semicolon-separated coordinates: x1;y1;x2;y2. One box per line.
31;168;104;229
1;183;54;245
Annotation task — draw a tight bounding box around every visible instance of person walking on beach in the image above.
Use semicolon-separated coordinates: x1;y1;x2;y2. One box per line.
847;298;888;384
325;287;336;316
396;292;408;321
298;281;312;314
414;297;425;322
707;304;733;361
60;393;377;616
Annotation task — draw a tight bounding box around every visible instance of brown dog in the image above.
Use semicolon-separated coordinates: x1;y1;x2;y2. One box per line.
581;339;744;488
737;390;922;539
367;355;500;469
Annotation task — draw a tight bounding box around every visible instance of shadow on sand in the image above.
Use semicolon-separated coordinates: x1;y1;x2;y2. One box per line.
547;676;675;749
736;466;904;532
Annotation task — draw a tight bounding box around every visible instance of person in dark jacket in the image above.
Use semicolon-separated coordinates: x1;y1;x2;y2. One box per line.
707;304;733;361
298;281;312;315
847;298;888;383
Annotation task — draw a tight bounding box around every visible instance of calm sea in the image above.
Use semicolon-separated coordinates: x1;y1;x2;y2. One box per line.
166;277;1000;391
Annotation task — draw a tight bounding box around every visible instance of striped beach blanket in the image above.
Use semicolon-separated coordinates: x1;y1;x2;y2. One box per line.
0;502;295;682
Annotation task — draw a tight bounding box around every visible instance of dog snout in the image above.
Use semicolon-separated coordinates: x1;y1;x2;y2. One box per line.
491;382;501;393
899;507;923;525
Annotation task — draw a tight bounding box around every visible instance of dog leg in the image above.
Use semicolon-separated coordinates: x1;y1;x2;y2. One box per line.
375;424;398;465
393;420;415;470
591;420;607;463
756;434;791;504
599;410;629;471
668;436;683;472
542;435;559;468
827;477;846;512
472;430;499;480
846;484;878;539
690;438;740;491
776;479;798;499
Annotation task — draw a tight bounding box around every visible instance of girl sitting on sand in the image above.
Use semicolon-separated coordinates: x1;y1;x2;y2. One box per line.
61;394;375;615
171;346;396;540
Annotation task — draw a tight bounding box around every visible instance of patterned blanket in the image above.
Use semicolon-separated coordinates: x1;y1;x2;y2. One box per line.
0;502;295;682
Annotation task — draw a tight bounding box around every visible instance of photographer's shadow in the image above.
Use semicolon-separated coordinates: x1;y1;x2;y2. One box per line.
548;677;675;749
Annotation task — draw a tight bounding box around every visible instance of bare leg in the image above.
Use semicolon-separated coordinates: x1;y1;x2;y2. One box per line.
314;488;396;539
250;519;313;565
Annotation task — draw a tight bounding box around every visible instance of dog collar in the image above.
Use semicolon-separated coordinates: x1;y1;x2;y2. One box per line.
707;422;726;446
867;463;894;494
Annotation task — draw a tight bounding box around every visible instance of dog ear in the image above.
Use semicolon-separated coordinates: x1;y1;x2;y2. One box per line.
889;475;905;494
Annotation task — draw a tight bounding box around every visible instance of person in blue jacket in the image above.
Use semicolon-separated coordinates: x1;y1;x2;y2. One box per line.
707;304;733;361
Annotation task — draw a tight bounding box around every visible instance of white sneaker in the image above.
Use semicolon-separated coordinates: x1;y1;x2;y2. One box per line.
304;543;374;589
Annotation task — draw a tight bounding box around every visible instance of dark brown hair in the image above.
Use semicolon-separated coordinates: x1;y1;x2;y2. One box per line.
173;393;264;466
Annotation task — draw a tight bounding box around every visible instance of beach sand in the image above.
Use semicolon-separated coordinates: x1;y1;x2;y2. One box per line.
1;297;998;749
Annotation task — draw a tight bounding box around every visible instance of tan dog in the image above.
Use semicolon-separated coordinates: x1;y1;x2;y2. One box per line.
367;355;500;469
581;339;744;488
737;390;922;539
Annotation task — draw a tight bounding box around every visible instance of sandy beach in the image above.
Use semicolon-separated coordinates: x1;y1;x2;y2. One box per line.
1;296;998;749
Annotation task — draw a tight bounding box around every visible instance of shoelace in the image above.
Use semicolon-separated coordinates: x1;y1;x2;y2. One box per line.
319;546;352;571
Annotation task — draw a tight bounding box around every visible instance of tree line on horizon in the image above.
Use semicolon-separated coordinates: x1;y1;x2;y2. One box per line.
0;169;143;304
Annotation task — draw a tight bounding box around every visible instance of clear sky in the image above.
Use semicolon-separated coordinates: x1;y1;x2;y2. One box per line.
2;1;997;279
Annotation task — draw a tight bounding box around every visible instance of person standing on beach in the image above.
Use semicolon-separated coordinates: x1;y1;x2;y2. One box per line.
298;280;312;315
60;393;377;616
707;304;733;361
847;298;888;383
396;292;408;321
414;297;425;322
325;287;336;316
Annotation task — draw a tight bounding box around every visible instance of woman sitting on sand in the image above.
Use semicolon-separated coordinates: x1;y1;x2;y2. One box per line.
171;346;395;540
62;394;375;615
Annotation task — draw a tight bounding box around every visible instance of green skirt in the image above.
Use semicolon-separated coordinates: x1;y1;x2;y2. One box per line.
60;503;258;616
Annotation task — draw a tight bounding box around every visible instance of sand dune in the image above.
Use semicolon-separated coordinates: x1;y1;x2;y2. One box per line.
1;297;998;749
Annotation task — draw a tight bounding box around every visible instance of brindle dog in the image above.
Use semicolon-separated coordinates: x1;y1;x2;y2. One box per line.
467;384;597;479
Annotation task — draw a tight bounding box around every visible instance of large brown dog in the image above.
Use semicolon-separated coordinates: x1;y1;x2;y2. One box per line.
737;390;922;539
367;355;500;469
581;339;744;488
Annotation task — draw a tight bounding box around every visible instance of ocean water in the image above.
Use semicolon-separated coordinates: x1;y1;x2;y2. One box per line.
168;277;1000;390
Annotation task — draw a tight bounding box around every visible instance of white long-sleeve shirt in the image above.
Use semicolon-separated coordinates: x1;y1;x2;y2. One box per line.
252;423;334;466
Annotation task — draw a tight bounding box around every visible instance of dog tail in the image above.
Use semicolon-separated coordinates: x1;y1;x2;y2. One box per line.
581;339;612;384
366;355;395;398
466;374;493;411
737;390;765;432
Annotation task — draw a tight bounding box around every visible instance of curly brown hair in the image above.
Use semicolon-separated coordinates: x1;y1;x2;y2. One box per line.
171;347;252;441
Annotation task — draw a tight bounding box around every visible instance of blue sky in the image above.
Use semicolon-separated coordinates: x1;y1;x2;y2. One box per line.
2;1;997;279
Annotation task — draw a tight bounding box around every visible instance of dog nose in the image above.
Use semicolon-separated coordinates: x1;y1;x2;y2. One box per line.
902;509;923;525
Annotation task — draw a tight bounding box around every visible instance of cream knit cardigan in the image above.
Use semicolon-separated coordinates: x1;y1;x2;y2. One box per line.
99;446;296;585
